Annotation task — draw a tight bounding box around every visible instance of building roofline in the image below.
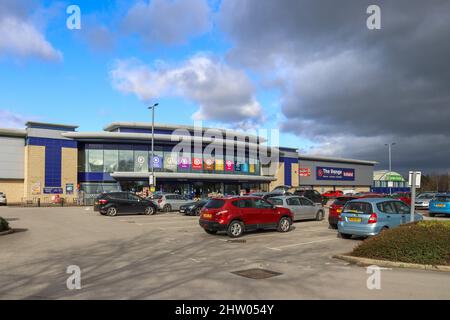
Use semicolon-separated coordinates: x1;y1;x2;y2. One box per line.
0;128;27;137
25;121;78;129
299;154;378;165
103;122;266;142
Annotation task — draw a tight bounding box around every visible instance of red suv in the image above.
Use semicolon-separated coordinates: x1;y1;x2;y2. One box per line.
199;196;293;238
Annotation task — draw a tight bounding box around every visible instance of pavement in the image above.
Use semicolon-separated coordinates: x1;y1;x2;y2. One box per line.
0;206;449;300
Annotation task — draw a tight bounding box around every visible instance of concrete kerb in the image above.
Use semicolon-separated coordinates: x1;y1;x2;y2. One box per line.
333;254;450;272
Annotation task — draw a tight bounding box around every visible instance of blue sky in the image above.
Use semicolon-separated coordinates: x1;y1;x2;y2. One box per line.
0;0;308;151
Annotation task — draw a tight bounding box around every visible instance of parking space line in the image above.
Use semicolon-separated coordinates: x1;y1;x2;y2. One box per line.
266;237;336;251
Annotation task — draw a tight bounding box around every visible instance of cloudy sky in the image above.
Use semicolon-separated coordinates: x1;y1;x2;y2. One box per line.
0;0;449;175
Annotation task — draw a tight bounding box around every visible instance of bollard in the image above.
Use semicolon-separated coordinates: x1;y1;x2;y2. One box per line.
38;198;41;207
61;198;64;207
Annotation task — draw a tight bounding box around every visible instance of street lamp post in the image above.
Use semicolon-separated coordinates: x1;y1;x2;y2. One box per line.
148;103;159;189
385;142;396;194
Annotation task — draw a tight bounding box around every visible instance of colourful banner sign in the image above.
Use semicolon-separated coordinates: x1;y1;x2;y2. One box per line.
192;157;202;170
151;156;163;169
240;163;249;173
215;159;224;171
299;167;311;177
316;166;355;181
178;157;190;169
204;158;214;170
225;160;234;171
249;164;255;173
164;155;177;171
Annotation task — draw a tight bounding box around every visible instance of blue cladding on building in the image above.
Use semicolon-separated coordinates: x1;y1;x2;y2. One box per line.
282;157;298;187
27;137;77;188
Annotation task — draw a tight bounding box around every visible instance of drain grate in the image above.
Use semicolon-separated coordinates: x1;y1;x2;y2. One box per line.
231;268;282;279
227;239;246;243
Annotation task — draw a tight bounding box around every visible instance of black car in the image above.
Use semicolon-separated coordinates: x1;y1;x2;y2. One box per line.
293;189;325;204
179;199;208;216
94;192;157;216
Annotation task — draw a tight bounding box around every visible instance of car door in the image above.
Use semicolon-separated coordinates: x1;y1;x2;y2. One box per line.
253;198;278;229
299;197;316;219
286;197;303;221
111;192;131;213
235;199;258;230
378;201;402;228
127;193;143;214
393;201;412;224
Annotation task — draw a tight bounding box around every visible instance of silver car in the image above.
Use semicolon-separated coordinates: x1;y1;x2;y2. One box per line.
0;192;6;205
151;193;192;212
415;192;436;209
268;195;325;221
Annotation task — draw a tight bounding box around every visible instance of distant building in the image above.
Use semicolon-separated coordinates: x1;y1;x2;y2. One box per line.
371;170;410;194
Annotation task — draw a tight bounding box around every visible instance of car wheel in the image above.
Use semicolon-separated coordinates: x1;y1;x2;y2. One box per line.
227;220;244;238
106;207;118;217
339;233;352;239
163;204;172;212
204;229;217;235
195;207;201;216
143;206;155;215
277;217;291;232
316;210;324;221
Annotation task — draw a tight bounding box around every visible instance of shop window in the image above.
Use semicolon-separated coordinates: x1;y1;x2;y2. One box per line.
104;149;118;173
118;150;134;172
88;149;103;172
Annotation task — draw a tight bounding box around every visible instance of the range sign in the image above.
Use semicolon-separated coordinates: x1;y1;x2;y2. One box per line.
316;166;355;181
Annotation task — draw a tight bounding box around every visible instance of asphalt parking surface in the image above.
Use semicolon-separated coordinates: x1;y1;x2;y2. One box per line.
0;206;449;299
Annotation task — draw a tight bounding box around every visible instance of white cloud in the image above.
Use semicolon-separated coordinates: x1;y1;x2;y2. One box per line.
0;109;29;128
0;15;62;61
123;0;211;45
110;55;264;127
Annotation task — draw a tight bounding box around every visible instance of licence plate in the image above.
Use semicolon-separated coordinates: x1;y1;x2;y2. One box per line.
348;217;362;223
436;204;445;207
203;213;212;218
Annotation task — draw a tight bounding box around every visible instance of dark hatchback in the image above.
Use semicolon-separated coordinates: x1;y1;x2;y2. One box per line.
293;189;325;204
179;199;208;216
94;192;157;216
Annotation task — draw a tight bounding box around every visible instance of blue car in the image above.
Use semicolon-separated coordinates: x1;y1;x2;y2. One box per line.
337;198;423;239
429;194;450;217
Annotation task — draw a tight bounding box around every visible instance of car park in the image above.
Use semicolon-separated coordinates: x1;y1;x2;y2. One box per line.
199;196;293;238
428;194;450;217
328;196;358;229
0;192;6;205
293;189;324;204
267;195;324;221
337;198;423;239
151;193;193;212
179;199;208;216
94;192;157;216
414;192;436;209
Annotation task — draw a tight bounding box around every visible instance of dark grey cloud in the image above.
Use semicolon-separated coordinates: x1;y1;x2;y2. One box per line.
219;0;450;174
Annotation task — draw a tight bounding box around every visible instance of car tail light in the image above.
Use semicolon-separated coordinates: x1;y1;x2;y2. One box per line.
368;213;378;224
98;199;108;205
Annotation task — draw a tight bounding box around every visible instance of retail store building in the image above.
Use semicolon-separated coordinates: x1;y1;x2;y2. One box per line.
0;121;377;204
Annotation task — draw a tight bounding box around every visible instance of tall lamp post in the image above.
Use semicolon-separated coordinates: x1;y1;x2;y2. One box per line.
148;103;159;190
385;142;396;194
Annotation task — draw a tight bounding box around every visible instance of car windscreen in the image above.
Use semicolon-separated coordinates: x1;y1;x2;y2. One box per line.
342;202;372;214
435;196;450;202
267;198;283;206
333;197;356;206
205;199;225;209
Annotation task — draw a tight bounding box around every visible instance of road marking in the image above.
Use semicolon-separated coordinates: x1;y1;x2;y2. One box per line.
266;237;336;251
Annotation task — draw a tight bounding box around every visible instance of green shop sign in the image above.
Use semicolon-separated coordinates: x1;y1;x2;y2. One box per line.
386;173;404;181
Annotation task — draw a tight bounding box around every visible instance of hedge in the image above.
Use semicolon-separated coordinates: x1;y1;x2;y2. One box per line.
0;217;9;232
351;221;450;266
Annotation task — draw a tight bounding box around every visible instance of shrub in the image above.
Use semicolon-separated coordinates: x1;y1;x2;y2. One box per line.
0;217;9;232
351;221;450;266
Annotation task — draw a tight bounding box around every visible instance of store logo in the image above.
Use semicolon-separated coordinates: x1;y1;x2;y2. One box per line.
317;169;323;177
137;156;145;165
